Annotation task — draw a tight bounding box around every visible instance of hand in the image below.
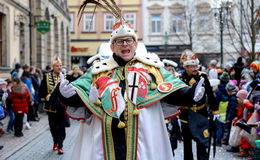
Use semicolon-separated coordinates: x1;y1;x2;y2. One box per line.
193;78;205;102
59;73;76;98
243;99;249;104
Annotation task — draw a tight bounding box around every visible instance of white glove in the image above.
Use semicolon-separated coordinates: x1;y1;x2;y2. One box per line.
213;114;220;121
193;78;205;102
59;73;76;98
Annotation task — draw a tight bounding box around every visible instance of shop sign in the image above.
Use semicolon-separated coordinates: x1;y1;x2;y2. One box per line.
35;20;51;34
71;46;88;52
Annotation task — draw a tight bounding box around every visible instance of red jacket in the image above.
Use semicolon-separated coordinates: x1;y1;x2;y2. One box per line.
10;85;31;114
236;100;253;121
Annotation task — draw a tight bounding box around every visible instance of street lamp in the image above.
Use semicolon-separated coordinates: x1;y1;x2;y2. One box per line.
214;0;232;68
164;31;169;59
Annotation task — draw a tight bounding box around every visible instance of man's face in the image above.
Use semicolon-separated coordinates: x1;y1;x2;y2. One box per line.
53;64;62;74
184;65;199;76
110;36;138;62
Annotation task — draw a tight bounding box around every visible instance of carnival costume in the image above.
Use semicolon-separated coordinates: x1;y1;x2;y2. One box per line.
58;1;205;159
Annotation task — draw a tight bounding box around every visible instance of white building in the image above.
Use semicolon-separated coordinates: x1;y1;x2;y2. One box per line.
142;0;250;67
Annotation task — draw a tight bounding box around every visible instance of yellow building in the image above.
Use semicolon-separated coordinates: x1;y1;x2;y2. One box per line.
68;0;143;66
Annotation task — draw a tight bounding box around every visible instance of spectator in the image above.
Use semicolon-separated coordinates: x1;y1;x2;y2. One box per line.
66;65;83;83
21;71;35;123
208;59;218;80
10;63;21;79
233;57;244;85
10;77;31;137
234;90;254;157
215;72;230;146
5;78;15;133
222;81;238;145
0;78;7;137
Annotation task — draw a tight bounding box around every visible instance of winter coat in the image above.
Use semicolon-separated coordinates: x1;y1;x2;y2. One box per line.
215;83;229;105
10;84;31;114
226;93;238;122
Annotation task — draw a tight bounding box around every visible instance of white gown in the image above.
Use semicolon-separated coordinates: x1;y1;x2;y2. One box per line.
70;102;174;160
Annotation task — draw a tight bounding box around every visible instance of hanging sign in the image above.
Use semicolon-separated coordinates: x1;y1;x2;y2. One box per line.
35;20;51;34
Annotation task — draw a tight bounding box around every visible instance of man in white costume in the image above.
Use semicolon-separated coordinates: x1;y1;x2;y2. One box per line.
57;1;205;160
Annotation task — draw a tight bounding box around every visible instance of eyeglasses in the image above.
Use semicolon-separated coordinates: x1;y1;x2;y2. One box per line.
114;38;134;46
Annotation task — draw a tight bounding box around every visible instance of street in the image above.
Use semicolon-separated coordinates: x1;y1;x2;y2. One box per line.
0;113;248;160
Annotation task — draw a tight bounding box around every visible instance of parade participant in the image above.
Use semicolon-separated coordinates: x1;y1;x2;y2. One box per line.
163;59;179;77
178;50;218;160
162;59;182;157
39;57;69;155
56;1;205;160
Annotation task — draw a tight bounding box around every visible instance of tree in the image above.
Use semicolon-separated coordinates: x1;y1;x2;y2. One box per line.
226;0;260;62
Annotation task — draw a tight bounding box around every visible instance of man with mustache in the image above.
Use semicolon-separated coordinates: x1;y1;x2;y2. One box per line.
178;50;218;160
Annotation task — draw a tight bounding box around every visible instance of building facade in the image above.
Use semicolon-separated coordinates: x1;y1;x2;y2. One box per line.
142;0;243;67
34;0;71;69
0;0;70;78
68;0;143;67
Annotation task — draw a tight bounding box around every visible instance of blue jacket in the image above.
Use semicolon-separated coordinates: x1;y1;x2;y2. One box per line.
226;93;238;122
215;83;229;105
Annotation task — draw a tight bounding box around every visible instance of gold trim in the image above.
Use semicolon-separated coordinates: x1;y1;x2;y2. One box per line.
181;104;205;111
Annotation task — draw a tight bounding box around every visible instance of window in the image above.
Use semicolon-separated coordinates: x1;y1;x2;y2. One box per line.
104;13;115;32
198;12;210;32
172;13;183;33
70;13;74;32
83;14;95;32
151;14;161;34
124;13;136;29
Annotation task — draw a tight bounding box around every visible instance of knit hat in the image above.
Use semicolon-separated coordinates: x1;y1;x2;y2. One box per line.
236;90;248;101
225;82;237;93
220;72;230;83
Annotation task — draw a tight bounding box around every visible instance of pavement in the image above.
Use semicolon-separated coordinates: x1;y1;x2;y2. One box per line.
0;112;250;160
0;113;50;160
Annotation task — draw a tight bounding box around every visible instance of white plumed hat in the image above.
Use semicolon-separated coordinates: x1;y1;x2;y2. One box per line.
110;23;137;43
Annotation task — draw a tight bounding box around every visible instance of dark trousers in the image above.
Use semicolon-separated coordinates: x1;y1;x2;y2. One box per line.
222;122;231;144
181;122;209;160
14;113;24;135
216;120;224;143
48;112;66;149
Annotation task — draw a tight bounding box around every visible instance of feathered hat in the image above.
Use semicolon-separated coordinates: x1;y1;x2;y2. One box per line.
180;49;199;66
52;56;62;66
78;0;137;43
